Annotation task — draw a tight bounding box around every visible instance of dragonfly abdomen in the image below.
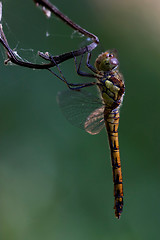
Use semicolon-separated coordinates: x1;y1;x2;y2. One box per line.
104;108;123;219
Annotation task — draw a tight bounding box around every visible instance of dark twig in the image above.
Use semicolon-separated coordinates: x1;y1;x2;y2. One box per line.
0;0;99;71
33;0;99;45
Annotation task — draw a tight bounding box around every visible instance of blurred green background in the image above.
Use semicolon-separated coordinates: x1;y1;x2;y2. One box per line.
0;0;160;239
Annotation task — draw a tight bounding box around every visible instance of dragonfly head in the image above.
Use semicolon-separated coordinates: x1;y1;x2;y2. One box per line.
95;50;119;72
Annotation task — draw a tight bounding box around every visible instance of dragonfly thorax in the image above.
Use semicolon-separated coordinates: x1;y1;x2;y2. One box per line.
97;70;125;111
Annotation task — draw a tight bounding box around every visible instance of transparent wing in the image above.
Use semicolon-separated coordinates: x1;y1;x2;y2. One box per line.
84;106;105;135
57;88;105;135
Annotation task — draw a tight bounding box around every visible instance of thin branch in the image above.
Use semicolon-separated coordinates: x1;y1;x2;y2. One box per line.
33;0;99;45
0;0;99;70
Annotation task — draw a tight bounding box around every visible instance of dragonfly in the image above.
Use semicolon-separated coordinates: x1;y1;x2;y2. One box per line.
0;0;125;219
57;50;125;219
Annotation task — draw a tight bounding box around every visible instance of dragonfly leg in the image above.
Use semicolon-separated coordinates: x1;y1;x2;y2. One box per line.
68;81;97;90
86;52;97;73
48;56;97;91
48;68;66;83
48;55;72;88
73;54;98;78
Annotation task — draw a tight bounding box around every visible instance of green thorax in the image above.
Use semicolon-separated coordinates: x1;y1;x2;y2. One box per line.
98;70;125;109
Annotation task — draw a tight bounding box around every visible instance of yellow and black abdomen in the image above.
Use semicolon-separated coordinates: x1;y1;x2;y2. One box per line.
104;109;123;219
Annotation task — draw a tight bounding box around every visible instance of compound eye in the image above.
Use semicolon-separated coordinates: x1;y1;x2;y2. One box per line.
110;57;119;66
109;54;113;57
